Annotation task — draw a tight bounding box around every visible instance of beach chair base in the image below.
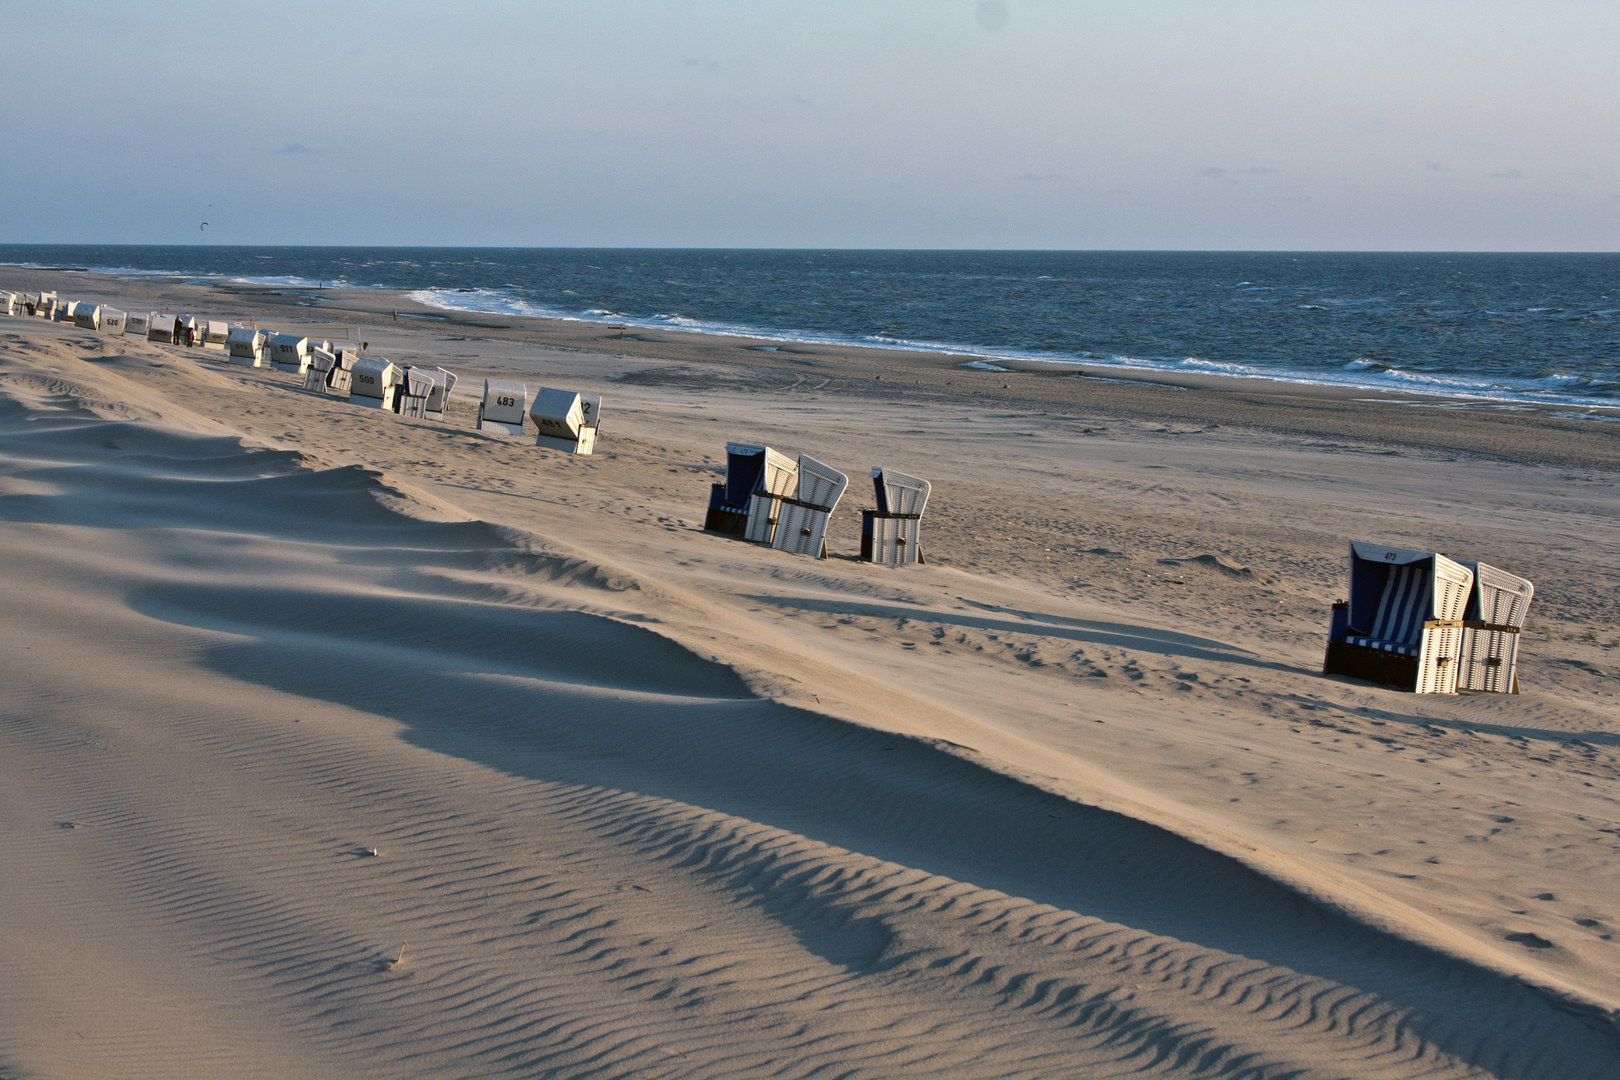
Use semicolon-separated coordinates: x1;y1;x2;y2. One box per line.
1458;623;1521;694
772;501;832;559
1324;620;1462;694
352;388;397;410
478;418;524;436
535;428;596;455
861;511;924;567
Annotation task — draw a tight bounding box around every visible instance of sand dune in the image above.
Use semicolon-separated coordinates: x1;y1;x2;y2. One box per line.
1;308;1618;1077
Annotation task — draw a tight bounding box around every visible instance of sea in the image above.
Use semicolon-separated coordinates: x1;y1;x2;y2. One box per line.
4;246;1618;412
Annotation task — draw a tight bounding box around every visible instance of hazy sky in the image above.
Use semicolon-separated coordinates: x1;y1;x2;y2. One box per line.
3;0;1617;249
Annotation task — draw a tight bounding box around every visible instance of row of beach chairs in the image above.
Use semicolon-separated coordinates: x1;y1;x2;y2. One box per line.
704;442;932;567
7;289;1537;691
1324;540;1534;695
3;291;603;456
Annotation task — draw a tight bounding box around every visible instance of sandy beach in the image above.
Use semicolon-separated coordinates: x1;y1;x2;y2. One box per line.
2;266;1618;1078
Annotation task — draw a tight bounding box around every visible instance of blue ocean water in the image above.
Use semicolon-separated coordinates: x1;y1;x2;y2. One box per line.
4;245;1618;408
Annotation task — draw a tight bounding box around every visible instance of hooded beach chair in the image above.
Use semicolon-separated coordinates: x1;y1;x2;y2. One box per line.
477;379;528;435
396;366;455;419
349;357;402;409
1456;560;1534;694
861;468;931;567
36;292;58;319
771;455;848;559
226;325;267;366
72;304;101;331
3;293;17;317
303;345;338;391
98;307;127;335
528;386;599;454
148;313;177;343
202;320;230;350
267;333;310;372
1324;540;1474;694
706;442;768;537
124;312;150;338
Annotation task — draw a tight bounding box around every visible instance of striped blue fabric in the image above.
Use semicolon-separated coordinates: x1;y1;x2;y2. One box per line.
1369;564;1432;646
1345;635;1420;657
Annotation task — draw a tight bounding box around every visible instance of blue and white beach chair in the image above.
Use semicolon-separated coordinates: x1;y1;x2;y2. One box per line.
1324;540;1474;693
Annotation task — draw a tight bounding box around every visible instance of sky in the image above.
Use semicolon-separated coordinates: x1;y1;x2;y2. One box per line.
2;0;1617;249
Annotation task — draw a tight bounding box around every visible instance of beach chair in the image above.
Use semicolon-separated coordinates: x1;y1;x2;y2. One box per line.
861;468;931;567
148;313;177;343
267;333;310;372
202;320;230;351
99;307;127;335
226;325;267;366
772;455;848;559
303;345;338;391
72;304;101;331
415;367;457;420
705;442;764;537
397;366;454;419
36;292;57;319
349;357;401;409
477;379;527;435
712;443;798;544
125;312;150;338
1456;561;1534;694
529;386;599;454
4;292;21;317
1323;541;1474;693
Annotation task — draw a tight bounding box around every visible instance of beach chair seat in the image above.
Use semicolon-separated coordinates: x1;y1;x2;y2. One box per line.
477;379;527;435
1323;541;1473;694
1456;560;1534;694
860;467;930;567
772;455;847;559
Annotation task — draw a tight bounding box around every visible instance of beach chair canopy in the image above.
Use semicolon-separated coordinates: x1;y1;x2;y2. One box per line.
309;346;337;372
723;443;796;507
529;387;585;440
1459;561;1534;628
226;325;265;348
480;379;528;426
872;468;930;516
796;455;848;511
1344;541;1473;656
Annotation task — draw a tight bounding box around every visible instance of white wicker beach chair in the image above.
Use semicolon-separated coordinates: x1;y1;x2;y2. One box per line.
861;468;931;567
772;455;848;559
266;333;310;372
1456;561;1534;694
350;357;402;409
226;325;266;366
1324;541;1474;693
477;379;527;435
529;386;599;454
